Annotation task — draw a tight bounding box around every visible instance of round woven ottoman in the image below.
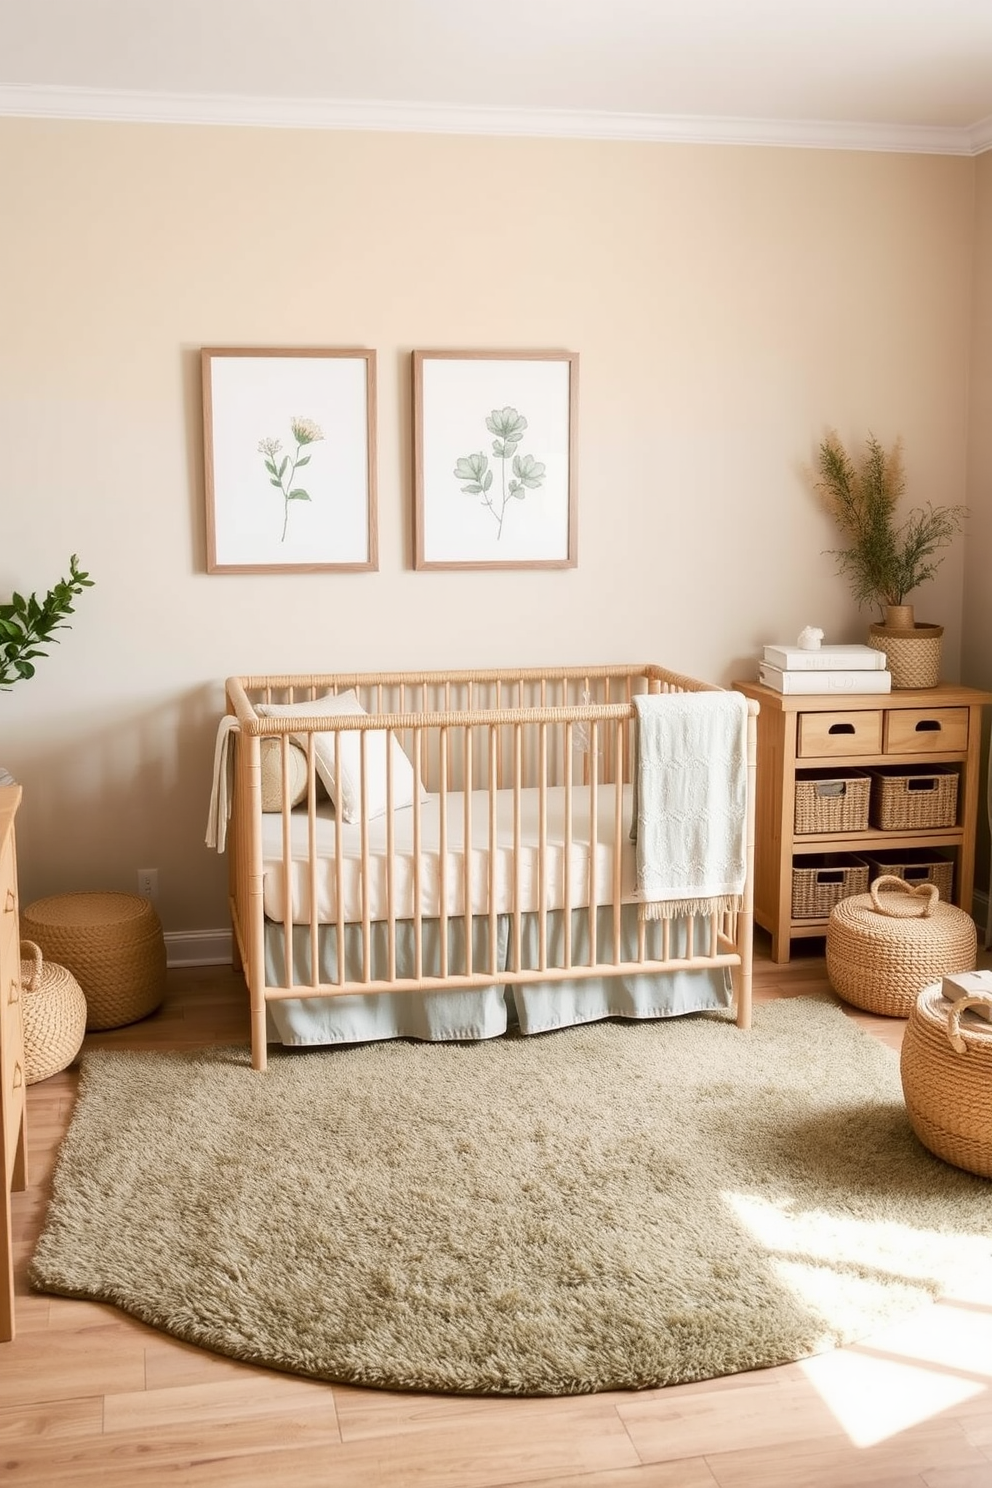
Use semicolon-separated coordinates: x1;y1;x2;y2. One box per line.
19;941;87;1082
826;875;976;1018
901;983;992;1177
20;891;166;1031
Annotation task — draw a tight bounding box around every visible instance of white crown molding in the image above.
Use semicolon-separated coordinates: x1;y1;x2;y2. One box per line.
968;115;992;154
0;83;985;156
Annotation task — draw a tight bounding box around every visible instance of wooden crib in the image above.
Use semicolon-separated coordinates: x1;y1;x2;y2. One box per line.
223;664;758;1070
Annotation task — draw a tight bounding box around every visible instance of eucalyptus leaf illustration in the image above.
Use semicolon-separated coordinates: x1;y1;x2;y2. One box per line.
257;416;324;541
454;406;545;539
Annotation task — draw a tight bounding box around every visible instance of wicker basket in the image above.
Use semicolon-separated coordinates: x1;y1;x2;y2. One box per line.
20;891;166;1031
826;875;976;1017
869;766;959;831
19;941;87;1084
794;770;870;835
867;621;943;689
792;854;869;920
900;983;992;1176
861;848;955;902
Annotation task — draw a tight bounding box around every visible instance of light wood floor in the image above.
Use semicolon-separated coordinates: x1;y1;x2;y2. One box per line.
4;937;992;1488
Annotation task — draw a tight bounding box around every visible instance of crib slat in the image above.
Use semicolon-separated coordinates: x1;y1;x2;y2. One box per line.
613;718;623;964
386;728;397;985
438;726;449;981
488;725;498;978
563;721;573;970
462;727;472;980
538;722;548;973
588;720;598;965
413;727;424;983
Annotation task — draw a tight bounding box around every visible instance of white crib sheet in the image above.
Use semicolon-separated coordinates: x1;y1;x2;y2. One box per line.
261;784;636;923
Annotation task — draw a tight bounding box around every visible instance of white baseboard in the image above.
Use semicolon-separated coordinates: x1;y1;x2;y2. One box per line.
164;929;233;967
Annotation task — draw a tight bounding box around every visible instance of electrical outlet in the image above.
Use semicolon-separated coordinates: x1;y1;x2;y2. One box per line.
137;868;159;904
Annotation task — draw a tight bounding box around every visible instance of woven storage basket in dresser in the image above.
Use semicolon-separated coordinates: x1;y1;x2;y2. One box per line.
868;765;959;831
900;983;992;1177
826;875;976;1017
19;941;86;1083
20;891;166;1031
861;848;955;902
792;854;869;920
794;770;870;835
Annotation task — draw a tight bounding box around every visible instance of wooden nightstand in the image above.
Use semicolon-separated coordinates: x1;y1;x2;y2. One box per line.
733;682;992;964
0;784;27;1341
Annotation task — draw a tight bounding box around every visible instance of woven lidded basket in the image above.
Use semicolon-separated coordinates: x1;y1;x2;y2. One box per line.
900;983;992;1176
826;875;976;1017
20;891;166;1031
19;941;87;1084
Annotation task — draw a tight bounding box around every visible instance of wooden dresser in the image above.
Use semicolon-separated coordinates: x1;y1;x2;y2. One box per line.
0;784;27;1341
733;681;992;963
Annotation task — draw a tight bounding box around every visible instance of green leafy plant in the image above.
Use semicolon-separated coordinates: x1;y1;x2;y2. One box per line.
258;416;324;542
0;554;94;690
454;405;546;539
813;430;966;616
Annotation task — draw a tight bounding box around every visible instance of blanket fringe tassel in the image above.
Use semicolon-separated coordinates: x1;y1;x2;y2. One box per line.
638;893;743;922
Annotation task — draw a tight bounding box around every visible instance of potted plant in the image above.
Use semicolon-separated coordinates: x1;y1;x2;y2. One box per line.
812;431;966;687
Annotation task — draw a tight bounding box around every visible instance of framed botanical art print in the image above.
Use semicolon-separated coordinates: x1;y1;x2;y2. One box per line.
202;347;378;573
413;350;578;570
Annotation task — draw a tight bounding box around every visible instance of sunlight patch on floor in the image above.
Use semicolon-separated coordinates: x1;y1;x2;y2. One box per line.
800;1342;986;1447
724;1190;992;1447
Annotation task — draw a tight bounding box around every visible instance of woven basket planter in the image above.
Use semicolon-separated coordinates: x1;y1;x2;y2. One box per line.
19;941;87;1084
20;891;166;1031
900;984;992;1176
826;875;976;1018
867;621;943;689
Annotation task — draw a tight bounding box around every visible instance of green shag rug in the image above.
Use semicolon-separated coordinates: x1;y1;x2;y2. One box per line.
30;998;992;1396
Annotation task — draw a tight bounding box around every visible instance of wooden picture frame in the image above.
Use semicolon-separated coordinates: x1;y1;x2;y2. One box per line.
201;347;378;573
413;350;578;570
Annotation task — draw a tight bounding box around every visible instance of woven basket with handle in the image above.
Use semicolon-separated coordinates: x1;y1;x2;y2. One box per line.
900;984;992;1176
19;941;87;1084
826;875;976;1017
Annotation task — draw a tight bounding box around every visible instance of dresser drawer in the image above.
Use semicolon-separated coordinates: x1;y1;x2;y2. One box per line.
1;977;24;1187
798;710;884;758
0;832;15;933
884;707;969;755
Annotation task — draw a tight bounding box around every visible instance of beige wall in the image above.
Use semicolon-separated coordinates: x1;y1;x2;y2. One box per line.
964;149;992;899
0;118;978;933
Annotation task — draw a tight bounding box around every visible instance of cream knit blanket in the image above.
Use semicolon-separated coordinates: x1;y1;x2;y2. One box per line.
630;691;748;920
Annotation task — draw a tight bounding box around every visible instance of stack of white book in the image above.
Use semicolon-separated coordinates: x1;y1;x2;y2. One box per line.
758;644;892;694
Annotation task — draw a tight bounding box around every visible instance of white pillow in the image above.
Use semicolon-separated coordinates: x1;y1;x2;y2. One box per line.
256;691;425;823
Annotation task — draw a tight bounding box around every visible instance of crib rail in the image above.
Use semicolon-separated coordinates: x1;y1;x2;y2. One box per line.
225;665;757;1070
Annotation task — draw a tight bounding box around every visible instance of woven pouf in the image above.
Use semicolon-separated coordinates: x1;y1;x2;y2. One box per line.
826;874;976;1017
901;983;992;1177
20;891;166;1031
19;941;87;1083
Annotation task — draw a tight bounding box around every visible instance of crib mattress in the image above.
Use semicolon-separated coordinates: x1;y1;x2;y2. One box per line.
261;783;637;923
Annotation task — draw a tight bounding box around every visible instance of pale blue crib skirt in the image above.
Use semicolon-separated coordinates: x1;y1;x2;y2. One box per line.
263;905;732;1047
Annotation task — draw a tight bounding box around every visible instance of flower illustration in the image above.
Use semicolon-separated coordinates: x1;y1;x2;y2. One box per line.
258;417;325;542
454;406;546;539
